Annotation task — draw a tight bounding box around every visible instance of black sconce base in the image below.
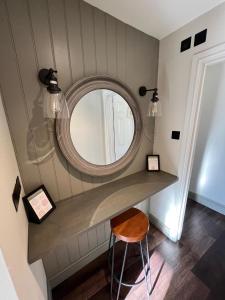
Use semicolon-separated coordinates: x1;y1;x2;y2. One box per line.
38;68;51;86
139;86;147;96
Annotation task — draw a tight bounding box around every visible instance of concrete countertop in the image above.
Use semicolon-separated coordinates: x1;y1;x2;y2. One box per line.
28;170;178;263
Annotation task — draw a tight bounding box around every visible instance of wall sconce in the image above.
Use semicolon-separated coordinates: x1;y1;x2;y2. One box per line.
38;68;69;119
139;86;162;117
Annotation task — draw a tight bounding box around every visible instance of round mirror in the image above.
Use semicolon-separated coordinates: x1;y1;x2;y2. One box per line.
70;89;135;165
56;76;142;176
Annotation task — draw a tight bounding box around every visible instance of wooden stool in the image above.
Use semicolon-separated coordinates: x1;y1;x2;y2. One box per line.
108;208;151;300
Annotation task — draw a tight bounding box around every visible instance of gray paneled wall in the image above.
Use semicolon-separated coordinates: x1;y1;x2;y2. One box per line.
0;0;158;200
43;221;110;287
0;0;158;285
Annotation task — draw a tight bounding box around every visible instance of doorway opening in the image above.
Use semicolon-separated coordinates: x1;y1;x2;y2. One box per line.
177;42;225;240
187;61;225;214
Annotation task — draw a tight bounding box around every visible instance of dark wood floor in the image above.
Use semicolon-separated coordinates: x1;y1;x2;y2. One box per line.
52;199;225;300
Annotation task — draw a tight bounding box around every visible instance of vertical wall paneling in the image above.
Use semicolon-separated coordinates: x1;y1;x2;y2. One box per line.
87;227;98;250
93;8;107;74
96;223;106;245
55;244;70;270
0;0;159;285
114;27;142;179
42;251;59;278
0;0;42;191
67;235;80;263
116;21;126;82
64;0;86;195
80;1;97;76
106;15;117;78
104;221;111;241
123;27;155;178
47;0;74;199
48;0;71;91
64;0;84;81
1;0;158;200
29;0;65;201
78;231;89;257
27;0;60;200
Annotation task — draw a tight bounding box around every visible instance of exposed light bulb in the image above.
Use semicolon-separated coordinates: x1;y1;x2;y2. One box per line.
148;101;162;117
39;68;70;119
44;92;69;119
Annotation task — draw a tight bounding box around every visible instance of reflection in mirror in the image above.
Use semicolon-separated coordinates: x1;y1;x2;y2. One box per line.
70;89;135;165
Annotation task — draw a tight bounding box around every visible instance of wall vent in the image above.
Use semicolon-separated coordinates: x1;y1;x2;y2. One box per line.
180;37;192;52
194;29;207;47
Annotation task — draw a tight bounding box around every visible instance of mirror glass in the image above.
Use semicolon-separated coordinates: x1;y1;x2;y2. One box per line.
70;89;135;165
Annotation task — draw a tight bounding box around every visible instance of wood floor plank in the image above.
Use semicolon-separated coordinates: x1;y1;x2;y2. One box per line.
192;230;225;298
52;199;225;300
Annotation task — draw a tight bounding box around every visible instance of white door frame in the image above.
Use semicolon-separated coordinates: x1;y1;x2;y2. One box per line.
176;42;225;240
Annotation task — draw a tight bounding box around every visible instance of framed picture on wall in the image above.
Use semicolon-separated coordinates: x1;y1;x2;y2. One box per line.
146;155;160;172
23;185;56;224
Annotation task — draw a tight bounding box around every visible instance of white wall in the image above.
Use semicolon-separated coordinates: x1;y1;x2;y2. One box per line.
189;62;225;212
0;94;47;300
150;1;225;240
0;249;19;300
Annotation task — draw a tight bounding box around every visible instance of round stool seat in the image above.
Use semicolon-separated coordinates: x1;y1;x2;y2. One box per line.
110;207;149;243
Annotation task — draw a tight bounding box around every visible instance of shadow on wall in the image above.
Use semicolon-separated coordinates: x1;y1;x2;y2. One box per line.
27;88;55;165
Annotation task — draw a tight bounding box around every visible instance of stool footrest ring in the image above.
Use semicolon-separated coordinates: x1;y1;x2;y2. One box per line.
111;266;150;287
108;244;150;288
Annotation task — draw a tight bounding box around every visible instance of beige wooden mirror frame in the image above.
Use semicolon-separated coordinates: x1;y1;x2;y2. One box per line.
56;76;143;177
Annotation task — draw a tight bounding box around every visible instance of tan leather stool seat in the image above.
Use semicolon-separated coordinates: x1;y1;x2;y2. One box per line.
110;207;149;243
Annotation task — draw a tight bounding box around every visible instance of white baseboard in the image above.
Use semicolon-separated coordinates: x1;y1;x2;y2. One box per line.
189;191;225;215
148;213;178;242
49;239;109;288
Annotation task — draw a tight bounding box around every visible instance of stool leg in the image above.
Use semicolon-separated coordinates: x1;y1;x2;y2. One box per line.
140;241;150;299
116;243;128;300
145;235;152;294
108;230;112;251
108;230;112;273
110;234;116;300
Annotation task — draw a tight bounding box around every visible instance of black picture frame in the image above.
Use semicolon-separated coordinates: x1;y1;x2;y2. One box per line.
146;155;160;172
23;185;56;224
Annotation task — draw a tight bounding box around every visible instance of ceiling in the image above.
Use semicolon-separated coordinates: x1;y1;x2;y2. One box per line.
84;0;225;39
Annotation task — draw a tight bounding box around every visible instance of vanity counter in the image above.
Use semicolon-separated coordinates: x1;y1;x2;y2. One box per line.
28;170;177;263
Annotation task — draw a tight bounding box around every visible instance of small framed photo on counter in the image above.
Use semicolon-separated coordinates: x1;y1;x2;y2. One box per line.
146;155;160;172
23;185;56;224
